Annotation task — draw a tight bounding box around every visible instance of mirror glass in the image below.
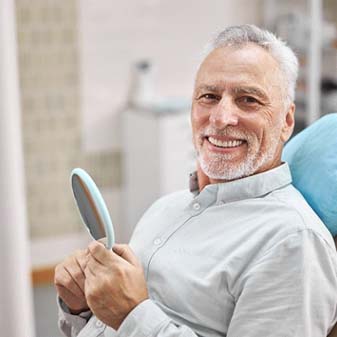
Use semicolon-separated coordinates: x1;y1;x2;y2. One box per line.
71;168;115;249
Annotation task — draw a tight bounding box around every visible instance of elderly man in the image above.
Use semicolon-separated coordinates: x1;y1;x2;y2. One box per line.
55;25;337;337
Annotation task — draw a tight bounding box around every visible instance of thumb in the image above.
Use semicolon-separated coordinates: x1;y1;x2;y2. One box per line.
112;244;140;266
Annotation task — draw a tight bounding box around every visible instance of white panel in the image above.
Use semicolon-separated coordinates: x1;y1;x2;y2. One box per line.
160;112;195;194
121;110;161;241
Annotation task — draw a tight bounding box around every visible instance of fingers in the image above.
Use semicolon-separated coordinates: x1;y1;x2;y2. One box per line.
88;241;115;265
55;262;84;299
97;237;108;247
64;259;85;295
56;284;76;300
112;244;140;266
88;241;140;268
76;250;89;272
55;283;89;313
54;249;88;296
85;256;102;277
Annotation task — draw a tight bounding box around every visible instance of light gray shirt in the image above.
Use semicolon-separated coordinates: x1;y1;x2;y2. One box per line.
58;163;337;337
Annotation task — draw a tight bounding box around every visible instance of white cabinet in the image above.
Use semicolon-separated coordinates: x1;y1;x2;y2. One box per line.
121;109;195;241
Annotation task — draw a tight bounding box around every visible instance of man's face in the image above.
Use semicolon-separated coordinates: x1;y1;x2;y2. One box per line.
191;44;295;182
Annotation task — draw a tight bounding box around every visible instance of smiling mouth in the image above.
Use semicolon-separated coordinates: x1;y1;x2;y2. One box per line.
207;136;246;148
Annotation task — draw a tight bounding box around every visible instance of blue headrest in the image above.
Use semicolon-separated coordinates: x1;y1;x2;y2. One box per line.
282;113;337;236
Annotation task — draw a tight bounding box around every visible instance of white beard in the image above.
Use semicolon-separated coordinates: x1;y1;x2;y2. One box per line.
196;126;281;181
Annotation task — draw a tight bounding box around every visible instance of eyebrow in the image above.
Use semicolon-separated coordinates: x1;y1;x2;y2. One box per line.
232;86;268;100
195;84;222;94
195;84;268;101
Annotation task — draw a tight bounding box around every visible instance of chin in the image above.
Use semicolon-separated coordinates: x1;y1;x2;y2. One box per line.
198;155;254;181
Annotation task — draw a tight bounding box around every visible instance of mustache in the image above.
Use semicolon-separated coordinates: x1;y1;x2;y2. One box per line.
200;126;252;140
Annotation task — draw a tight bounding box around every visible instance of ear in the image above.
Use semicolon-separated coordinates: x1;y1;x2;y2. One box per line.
280;103;296;143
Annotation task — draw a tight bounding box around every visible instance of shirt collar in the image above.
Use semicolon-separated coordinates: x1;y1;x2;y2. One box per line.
189;162;292;204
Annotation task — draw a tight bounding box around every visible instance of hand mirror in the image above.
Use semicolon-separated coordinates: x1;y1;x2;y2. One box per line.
70;168;115;249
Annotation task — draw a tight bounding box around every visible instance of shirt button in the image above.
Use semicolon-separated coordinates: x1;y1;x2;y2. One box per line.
154;238;162;245
193;202;201;210
96;320;104;328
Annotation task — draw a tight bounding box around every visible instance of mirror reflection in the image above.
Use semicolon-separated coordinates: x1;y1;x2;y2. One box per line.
71;174;106;241
70;168;115;250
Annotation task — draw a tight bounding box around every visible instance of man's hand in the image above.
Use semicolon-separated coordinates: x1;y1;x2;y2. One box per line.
84;241;149;330
54;249;89;314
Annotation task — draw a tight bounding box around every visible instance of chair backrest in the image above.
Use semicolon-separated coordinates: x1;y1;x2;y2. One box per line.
282;113;337;237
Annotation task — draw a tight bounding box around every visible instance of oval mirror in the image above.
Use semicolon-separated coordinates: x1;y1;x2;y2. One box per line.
70;168;114;249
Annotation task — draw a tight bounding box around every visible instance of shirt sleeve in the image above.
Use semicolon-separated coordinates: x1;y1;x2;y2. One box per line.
116;299;200;337
57;296;93;337
227;229;337;337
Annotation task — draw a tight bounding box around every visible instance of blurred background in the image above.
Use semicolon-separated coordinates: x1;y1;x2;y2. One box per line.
1;0;337;336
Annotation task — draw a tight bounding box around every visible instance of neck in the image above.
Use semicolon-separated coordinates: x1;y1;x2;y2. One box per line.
196;164;211;192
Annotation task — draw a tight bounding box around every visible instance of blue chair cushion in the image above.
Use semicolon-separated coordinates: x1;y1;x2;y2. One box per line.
282;113;337;236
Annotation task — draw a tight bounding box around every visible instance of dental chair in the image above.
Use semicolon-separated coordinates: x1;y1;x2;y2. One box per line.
282;113;337;336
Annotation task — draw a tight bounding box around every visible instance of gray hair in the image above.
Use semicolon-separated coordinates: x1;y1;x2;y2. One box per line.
203;24;299;105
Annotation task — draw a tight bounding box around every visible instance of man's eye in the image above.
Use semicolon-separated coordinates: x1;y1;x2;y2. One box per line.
239;96;260;104
198;93;220;101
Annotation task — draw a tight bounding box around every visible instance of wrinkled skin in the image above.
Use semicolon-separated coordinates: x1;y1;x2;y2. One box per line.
84;241;148;330
54;249;89;314
191;44;295;188
54;241;148;330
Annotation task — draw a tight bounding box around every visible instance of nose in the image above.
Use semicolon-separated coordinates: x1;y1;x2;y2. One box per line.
209;96;239;128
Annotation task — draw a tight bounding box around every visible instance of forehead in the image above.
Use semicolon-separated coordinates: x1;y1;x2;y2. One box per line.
195;44;283;93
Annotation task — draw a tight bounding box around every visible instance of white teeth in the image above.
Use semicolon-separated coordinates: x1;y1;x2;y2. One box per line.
208;137;244;148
